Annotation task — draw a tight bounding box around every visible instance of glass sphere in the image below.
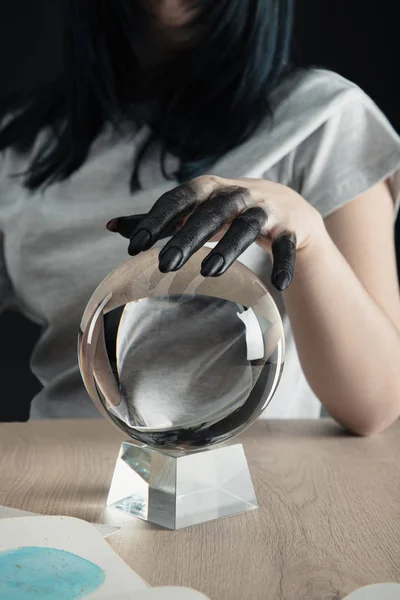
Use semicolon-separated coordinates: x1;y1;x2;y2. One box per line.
78;247;285;451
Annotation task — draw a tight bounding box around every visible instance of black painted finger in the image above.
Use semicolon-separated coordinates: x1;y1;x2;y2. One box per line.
200;206;267;277
158;187;249;273
271;232;297;291
106;214;181;242
106;215;147;239
127;183;199;255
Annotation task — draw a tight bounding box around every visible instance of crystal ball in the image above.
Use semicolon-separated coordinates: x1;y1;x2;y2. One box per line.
78;247;285;451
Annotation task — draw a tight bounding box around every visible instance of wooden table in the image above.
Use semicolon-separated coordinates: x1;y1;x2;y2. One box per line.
1;419;400;600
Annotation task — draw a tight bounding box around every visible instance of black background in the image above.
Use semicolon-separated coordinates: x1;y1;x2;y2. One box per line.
0;1;398;421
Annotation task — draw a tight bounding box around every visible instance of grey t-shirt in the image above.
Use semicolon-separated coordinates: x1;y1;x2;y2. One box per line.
1;68;400;419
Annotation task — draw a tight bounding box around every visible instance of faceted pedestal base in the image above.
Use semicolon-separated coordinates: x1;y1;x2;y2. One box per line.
106;442;258;529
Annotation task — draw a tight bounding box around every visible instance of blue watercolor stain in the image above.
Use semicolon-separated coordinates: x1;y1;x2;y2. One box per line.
0;546;106;600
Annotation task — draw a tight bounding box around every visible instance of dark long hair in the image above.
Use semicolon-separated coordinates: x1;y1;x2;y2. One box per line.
0;0;294;192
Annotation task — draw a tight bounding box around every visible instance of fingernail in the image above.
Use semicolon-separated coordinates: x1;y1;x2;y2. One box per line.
201;254;225;277
159;247;183;272
128;229;151;255
106;218;119;232
273;271;291;291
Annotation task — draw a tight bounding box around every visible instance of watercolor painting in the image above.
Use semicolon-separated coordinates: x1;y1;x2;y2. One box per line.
0;516;147;599
0;546;105;600
0;516;210;600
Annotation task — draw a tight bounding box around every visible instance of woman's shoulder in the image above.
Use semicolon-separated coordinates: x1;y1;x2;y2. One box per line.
270;68;373;129
215;69;385;178
216;68;400;217
269;69;400;218
277;67;361;96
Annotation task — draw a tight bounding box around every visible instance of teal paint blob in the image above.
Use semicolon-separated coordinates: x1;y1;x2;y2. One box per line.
0;546;106;599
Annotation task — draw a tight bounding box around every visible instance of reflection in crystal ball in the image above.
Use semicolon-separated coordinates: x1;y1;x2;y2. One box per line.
78;247;285;451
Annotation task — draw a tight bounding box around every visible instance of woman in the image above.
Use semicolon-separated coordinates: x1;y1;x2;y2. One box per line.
1;0;400;433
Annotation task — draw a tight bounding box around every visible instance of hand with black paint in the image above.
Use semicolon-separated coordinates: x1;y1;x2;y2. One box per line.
106;175;324;291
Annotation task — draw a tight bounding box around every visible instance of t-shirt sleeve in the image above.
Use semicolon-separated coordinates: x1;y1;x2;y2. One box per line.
0;232;12;313
0;148;14;313
291;88;400;219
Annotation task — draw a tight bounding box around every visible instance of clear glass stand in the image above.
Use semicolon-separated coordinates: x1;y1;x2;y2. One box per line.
107;442;258;529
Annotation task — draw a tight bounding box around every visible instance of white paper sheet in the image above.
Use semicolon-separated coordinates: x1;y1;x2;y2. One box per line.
0;516;148;597
0;505;120;538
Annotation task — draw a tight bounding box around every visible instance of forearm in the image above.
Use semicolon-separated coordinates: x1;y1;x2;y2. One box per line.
284;226;400;435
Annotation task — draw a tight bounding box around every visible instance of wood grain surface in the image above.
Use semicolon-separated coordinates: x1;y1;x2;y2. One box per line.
1;419;399;600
